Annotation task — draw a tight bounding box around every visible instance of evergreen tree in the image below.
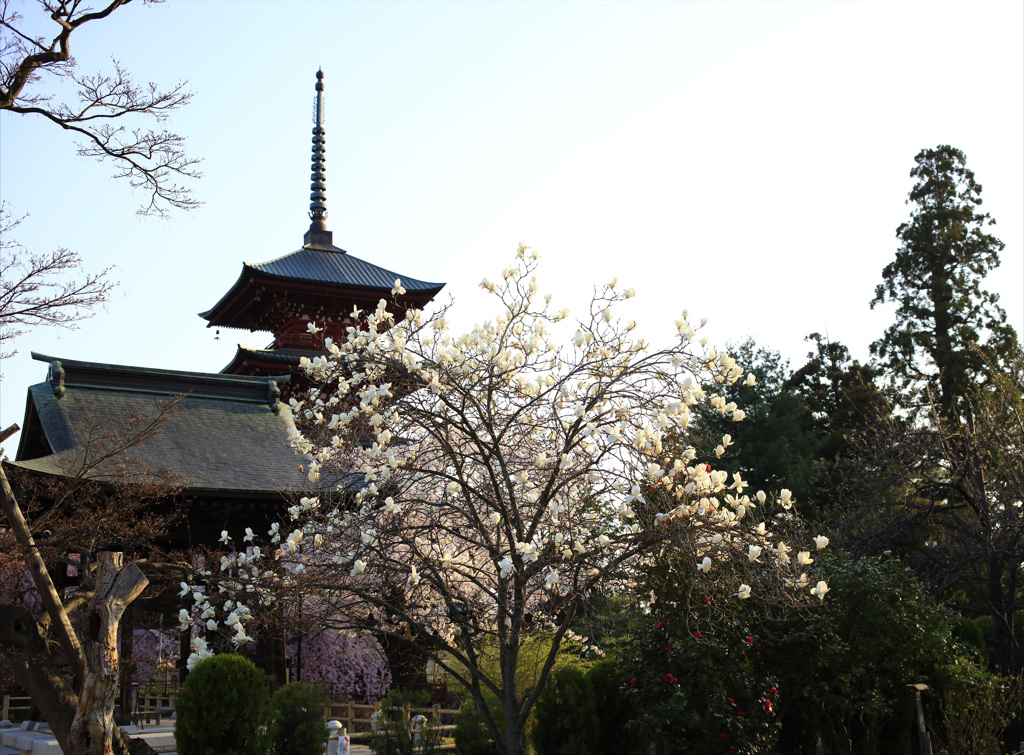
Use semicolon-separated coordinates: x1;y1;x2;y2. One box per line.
788;334;885;462
854;145;1024;681
787;334;887;518
870;144;1018;415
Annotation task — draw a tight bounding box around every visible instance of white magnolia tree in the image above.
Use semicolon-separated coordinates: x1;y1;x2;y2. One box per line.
189;246;828;755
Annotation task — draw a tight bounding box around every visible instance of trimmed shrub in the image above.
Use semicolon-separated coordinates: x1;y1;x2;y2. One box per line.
585;660;645;755
175;654;270;755
268;682;329;755
531;666;599;755
453;696;504;755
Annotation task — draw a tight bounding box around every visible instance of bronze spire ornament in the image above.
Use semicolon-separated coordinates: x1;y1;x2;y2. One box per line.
304;68;331;247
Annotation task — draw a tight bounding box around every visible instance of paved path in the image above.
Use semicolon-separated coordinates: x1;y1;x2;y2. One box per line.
2;720;373;755
0;721;374;753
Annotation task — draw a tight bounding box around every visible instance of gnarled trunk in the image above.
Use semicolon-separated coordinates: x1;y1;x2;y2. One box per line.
67;552;149;755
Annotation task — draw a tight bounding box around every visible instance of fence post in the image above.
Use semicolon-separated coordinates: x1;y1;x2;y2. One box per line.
1;694;8;720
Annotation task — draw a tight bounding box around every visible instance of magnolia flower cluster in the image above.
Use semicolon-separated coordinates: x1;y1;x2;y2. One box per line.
204;247;828;670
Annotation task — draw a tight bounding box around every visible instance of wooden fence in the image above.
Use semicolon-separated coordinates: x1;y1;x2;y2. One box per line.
1;695;31;722
327;701;459;740
4;692;459;743
136;692;178;714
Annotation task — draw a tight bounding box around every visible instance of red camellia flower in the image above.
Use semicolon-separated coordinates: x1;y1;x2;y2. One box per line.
630;678;637;687
664;647;671;652
664;673;677;683
692;630;702;639
746;636;754;645
727;697;734;703
764;700;773;712
719;733;727;739
769;688;778;696
655;621;664;630
705;464;712;472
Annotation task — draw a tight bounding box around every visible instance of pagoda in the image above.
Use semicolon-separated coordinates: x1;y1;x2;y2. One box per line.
200;70;444;398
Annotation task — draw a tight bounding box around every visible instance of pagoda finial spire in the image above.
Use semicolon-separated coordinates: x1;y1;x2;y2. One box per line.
304;68;333;247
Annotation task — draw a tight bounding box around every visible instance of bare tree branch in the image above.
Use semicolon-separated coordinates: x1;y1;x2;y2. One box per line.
0;202;116;361
0;0;200;216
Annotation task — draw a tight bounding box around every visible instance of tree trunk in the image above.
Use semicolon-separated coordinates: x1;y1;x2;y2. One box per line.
0;462;87;688
0;604;78;753
66;551;149;755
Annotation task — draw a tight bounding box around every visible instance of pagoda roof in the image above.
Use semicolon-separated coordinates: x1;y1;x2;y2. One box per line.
251;245;444;293
10;353;311;496
199;245;445;330
220;345;311;376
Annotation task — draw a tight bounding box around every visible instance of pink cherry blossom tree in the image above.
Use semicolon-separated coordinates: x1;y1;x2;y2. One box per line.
287;630;391;703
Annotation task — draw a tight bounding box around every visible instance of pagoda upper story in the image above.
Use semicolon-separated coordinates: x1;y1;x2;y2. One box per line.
199;70;444;388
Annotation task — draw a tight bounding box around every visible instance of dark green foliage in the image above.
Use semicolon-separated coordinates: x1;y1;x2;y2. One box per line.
383;689;431;708
870;144;1018;414
623;612;780;754
760;551;961;755
267;682;329;755
174;654;270;755
453;697;504;755
584;660;644;755
789;335;885;445
952;616;989;665
696;338;823;509
531;666;598;755
932;658;1022;754
955;612;1024;671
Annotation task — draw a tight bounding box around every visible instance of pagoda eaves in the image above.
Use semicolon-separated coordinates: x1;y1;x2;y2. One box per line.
198;244;444;337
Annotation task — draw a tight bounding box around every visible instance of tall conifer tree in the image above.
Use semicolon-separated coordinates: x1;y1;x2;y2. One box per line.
870;145;1017;414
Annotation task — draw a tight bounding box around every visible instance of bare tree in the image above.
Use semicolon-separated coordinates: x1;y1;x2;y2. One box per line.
0;396;188;755
840;347;1024;675
0;203;115;360
0;0;199;360
0;0;200;216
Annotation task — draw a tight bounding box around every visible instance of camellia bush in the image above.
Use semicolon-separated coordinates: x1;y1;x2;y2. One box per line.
623;611;781;754
195;247;831;755
621;540;794;755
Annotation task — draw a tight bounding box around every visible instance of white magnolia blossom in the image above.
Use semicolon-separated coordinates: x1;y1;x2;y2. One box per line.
197;248;830;720
778;489;794;510
810;580;830;601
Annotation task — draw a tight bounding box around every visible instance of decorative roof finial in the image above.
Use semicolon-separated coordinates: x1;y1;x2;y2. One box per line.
304;68;333;247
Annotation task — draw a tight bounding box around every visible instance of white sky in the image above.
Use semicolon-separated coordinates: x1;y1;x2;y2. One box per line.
1;0;1022;452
